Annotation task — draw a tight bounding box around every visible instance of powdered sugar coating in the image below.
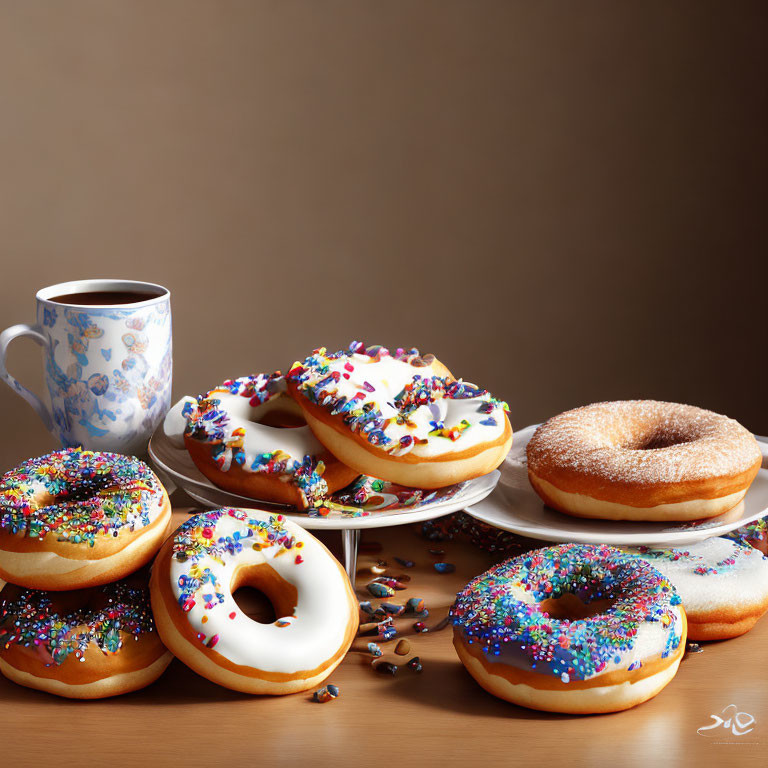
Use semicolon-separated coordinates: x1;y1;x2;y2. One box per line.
527;401;760;486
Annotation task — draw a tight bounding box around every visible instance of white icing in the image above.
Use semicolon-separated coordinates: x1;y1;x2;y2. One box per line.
207;391;326;469
296;351;508;459
627;538;768;614
164;379;329;482
169;511;354;674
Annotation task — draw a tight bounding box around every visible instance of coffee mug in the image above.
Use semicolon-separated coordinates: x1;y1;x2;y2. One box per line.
0;279;172;455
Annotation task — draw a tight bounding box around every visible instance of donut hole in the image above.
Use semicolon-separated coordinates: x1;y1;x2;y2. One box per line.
30;474;117;509
540;592;616;621
232;586;278;624
252;396;307;429
255;410;307;429
231;564;298;625
620;422;698;451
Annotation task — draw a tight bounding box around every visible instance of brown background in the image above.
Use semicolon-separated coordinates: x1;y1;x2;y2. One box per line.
1;0;767;469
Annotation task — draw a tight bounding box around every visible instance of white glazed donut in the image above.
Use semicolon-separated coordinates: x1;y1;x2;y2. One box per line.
164;373;359;509
287;342;512;489
627;538;768;640
150;508;359;695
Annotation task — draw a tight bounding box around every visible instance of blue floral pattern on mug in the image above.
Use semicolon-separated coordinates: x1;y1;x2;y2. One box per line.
42;306;57;328
38;297;172;454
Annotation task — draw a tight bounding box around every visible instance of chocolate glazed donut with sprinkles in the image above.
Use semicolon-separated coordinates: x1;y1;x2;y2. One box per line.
287;342;512;489
0;574;172;698
450;543;686;714
0;448;171;590
150;508;358;694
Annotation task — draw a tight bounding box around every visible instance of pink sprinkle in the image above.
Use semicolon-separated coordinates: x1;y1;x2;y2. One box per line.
207;634;220;648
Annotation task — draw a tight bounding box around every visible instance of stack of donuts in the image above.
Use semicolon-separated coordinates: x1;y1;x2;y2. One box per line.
163;341;513;509
450;399;768;714
0;448;174;698
0;448;358;698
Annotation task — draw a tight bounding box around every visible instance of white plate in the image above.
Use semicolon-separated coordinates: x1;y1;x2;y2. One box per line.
147;411;500;530
464;425;768;547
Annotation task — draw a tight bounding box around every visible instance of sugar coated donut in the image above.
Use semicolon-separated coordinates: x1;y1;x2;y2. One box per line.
0;449;171;590
626;538;768;640
0;574;171;698
287;342;512;489
450;543;686;714
164;373;359;509
527;401;761;521
150;508;358;694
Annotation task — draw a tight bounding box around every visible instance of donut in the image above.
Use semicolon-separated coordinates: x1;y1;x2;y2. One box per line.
150;508;358;694
450;543;686;714
0;449;171;590
626;538;768;640
0;574;171;698
726;517;768;555
526;401;761;521
164;373;359;509
287;342;512;489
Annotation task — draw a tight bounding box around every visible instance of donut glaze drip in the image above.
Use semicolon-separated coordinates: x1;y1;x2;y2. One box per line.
527;401;761;485
0;579;154;665
288;341;509;458
0;449;164;547
450;543;683;683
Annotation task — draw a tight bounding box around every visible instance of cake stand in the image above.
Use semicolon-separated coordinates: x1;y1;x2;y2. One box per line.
148;422;500;579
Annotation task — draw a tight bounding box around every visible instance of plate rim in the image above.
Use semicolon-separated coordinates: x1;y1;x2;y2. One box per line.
464;423;768;546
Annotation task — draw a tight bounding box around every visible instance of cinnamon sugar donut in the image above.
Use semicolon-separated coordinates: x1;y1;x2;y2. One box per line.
526;401;761;522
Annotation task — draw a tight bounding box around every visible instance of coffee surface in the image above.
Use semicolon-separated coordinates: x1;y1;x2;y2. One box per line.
47;290;165;306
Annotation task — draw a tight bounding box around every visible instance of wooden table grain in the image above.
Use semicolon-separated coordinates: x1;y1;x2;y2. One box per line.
2;494;767;767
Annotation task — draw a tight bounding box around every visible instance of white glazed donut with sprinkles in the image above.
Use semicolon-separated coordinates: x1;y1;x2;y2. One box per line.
0;449;171;590
164;373;359;509
450;543;686;714
626;537;768;640
287;342;512;489
150;508;359;694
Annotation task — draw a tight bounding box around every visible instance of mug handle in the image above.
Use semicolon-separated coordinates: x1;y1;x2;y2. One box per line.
0;323;54;431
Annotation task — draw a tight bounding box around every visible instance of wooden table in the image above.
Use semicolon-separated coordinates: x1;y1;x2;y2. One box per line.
2;491;767;768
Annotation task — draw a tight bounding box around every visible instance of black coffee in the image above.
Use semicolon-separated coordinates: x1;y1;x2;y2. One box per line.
48;290;165;306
